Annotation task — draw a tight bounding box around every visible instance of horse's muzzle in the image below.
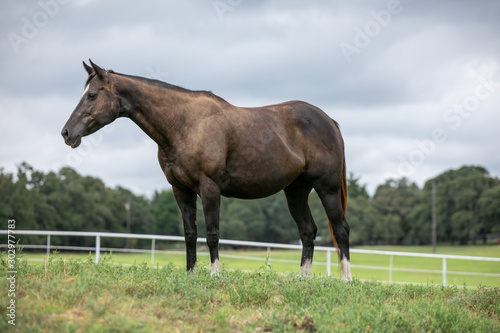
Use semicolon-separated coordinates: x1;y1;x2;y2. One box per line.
61;128;82;148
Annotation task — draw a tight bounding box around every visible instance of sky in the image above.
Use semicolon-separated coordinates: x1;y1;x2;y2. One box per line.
1;0;499;198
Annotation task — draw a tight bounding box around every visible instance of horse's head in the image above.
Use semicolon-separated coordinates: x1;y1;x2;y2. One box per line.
61;60;121;148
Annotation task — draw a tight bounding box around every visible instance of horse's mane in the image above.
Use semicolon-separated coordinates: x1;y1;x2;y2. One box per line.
109;71;228;103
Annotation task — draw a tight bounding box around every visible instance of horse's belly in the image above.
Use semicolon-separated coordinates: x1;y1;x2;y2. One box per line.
220;178;292;199
220;185;282;199
221;153;304;199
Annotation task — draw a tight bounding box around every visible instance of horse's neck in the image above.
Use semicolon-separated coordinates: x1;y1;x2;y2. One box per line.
116;76;189;149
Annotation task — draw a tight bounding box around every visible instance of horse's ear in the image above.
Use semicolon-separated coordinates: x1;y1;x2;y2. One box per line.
89;59;107;80
83;61;93;75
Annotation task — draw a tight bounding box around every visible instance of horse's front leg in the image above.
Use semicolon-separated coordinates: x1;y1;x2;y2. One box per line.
172;186;198;271
199;176;222;275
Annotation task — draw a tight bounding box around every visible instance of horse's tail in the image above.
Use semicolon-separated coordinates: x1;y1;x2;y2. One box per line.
340;153;348;217
328;122;347;257
328;155;347;253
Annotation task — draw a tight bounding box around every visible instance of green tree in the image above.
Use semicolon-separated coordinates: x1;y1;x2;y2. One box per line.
223;199;265;241
406;201;432;245
259;193;297;243
0;165;35;226
0;168;16;219
196;196;272;241
478;185;500;242
219;198;248;240
347;196;383;245
114;186;155;247
422;166;499;245
0;164;44;247
341;174;382;245
372;178;420;245
3;162;498;248
150;189;182;236
347;172;369;199
1;163;158;248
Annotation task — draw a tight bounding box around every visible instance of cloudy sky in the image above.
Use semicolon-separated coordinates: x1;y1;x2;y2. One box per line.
1;0;499;197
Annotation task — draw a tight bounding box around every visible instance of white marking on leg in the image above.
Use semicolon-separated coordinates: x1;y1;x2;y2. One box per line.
211;258;220;276
301;259;312;278
340;257;352;282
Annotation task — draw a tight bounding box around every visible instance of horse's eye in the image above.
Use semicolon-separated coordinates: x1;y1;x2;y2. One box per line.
87;93;97;100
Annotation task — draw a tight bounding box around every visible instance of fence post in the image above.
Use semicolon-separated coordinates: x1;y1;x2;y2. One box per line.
327;249;331;277
442;257;447;287
46;234;51;258
389;255;393;283
95;235;100;264
151;239;155;266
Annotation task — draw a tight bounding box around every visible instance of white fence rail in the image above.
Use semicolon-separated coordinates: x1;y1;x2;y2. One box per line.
1;230;500;287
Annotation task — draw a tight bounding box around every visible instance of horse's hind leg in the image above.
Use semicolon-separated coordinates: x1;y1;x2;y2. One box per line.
284;177;317;277
199;176;222;276
313;185;352;281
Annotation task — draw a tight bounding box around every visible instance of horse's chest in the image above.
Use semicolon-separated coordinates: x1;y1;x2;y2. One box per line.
164;163;199;191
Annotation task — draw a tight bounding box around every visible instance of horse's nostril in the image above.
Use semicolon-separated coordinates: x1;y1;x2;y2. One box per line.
61;128;69;139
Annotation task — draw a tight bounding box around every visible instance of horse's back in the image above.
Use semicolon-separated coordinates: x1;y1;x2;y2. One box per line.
258;100;344;162
279;101;344;179
223;100;344;193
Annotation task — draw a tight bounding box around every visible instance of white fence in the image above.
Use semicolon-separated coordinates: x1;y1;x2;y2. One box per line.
1;230;500;287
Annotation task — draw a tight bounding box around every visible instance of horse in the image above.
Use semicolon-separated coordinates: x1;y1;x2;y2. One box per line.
61;60;352;281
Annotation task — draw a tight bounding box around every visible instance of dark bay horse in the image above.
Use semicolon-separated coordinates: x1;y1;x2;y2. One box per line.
61;60;352;281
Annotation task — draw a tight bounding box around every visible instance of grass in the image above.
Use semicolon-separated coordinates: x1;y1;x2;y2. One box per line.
19;244;500;287
1;252;499;332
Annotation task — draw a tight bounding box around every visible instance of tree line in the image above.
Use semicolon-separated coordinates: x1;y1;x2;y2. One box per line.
1;162;499;248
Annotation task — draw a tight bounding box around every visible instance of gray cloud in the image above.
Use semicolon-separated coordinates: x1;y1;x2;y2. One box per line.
1;0;499;197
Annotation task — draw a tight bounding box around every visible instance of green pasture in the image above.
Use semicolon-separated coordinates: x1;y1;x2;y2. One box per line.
20;245;500;287
1;254;499;332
